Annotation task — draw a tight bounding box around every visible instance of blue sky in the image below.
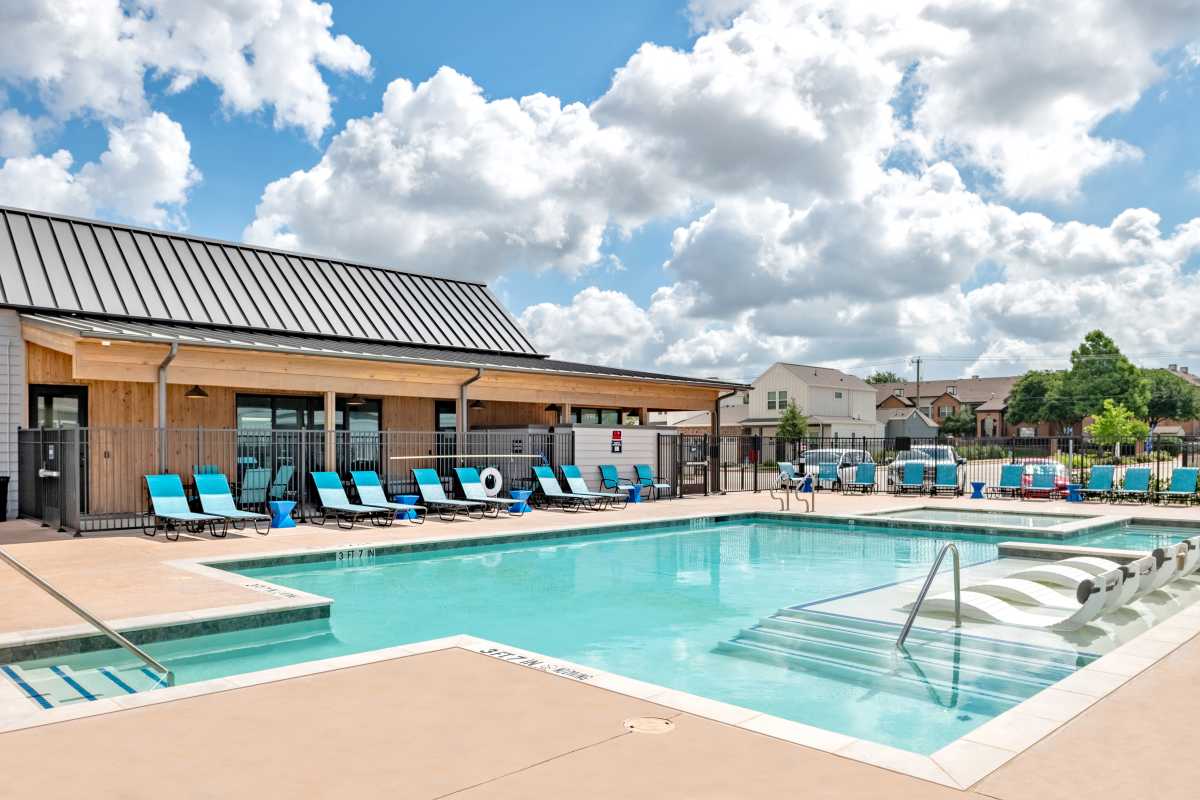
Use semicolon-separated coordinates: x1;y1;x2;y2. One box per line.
3;1;1200;381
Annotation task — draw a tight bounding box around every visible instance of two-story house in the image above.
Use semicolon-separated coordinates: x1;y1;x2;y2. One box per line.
740;363;882;438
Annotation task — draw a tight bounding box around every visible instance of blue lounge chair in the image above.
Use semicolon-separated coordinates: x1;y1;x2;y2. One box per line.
144;474;223;540
816;462;838;491
778;461;801;489
843;462;876;494
561;465;626;509
237;467;271;510
1156;467;1197;505
930;463;960;496
895;462;925;495
1113;467;1151;503
269;464;295;501
453;467;526;517
310;471;393;529
986;464;1024;499
1022;466;1060;500
532;465;594;511
351;471;427;523
635;464;673;500
599;464;639;497
412;468;485;521
1079;465;1114;502
194;472;271;534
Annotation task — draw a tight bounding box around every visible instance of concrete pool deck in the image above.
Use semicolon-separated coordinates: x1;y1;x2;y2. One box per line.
1;491;1199;797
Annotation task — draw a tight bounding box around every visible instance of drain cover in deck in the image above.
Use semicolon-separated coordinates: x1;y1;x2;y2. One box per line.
624;717;675;734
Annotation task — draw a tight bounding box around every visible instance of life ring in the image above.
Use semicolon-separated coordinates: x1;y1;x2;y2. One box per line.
479;467;503;497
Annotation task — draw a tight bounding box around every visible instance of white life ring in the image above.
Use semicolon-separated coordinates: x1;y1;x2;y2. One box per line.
479;467;503;497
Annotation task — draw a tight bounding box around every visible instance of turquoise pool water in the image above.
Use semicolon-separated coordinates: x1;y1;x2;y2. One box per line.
13;517;1112;755
1067;524;1190;551
874;508;1089;528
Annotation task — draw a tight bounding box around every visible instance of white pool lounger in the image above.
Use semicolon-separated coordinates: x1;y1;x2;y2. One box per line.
1011;554;1156;610
916;569;1120;632
964;578;1080;610
1177;536;1200;577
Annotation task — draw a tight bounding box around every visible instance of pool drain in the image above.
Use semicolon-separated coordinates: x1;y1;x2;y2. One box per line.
624;717;675;735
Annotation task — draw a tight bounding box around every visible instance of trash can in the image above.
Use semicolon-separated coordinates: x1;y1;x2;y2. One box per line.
0;475;9;522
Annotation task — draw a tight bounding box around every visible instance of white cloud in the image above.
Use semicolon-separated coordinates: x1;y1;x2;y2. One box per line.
0;0;370;140
0;112;199;225
519;287;658;367
0;108;46;158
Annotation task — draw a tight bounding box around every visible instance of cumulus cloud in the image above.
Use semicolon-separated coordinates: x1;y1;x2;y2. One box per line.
0;112;199;225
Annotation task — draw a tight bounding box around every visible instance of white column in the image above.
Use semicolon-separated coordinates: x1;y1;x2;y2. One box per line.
0;310;25;519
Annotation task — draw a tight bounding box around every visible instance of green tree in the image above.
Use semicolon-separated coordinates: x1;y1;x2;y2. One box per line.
1085;399;1149;447
1006;370;1074;426
1065;330;1148;419
938;408;976;437
775;401;809;440
1143;368;1200;428
866;370;902;385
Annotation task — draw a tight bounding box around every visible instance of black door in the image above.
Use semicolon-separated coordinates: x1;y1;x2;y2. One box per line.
434;400;457;476
28;385;88;521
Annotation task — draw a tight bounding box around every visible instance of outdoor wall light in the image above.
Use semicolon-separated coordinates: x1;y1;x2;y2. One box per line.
344;394;366;407
185;385;209;399
469;399;486;409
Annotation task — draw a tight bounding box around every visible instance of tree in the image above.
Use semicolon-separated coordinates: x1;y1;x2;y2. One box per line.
775;401;809;440
1143;368;1200;428
1065;330;1148;420
1006;370;1074;426
939;408;976;437
1085;399;1149;452
866;370;902;385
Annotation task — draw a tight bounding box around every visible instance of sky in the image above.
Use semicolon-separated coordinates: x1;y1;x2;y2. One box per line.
2;0;1200;384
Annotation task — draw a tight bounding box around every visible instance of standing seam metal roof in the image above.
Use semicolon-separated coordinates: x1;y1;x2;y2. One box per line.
0;205;539;356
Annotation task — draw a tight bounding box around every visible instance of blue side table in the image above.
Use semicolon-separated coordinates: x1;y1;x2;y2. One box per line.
393;494;420;520
268;500;296;529
970;481;986;499
626;486;643;504
510;489;533;514
1065;483;1083;503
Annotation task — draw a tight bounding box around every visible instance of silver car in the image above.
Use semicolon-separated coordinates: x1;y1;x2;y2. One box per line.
799;448;874;489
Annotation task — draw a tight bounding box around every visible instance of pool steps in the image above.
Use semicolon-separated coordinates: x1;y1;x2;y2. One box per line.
2;663;166;709
717;609;1095;709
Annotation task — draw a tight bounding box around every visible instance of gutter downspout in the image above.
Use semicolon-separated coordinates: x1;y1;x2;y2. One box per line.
156;343;178;472
456;369;484;459
710;389;739;495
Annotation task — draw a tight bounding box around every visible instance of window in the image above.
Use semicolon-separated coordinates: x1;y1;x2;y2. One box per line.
834;391;843;399
940;405;952;417
947;386;957;396
767;390;788;410
742;392;750;405
767;391;777;410
570;408;623;425
235;394;382;431
893;388;903;396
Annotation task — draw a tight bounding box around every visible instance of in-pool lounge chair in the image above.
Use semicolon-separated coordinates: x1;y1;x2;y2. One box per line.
1011;554;1156;610
599;464;639;498
1079;465;1114;502
1113;467;1151;503
144;474;224;541
916;568;1121;632
1047;548;1184;598
351;471;427;523
1156;467;1198;505
532;465;595;511
453;467;526;517
843;462;876;494
310;471;394;529
1021;467;1060;501
894;462;925;495
930;464;960;497
561;465;626;509
412;468;484;521
635;464;673;500
194;472;272;534
986;464;1024;499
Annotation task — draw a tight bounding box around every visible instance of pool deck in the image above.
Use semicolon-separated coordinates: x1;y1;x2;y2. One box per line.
1;491;1199;798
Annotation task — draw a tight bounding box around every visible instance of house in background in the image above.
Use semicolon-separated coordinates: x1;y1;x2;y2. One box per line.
877;407;939;438
741;363;882;438
1159;364;1200;436
873;375;1067;437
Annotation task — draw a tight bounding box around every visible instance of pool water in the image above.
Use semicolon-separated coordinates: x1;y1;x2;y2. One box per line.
11;518;1111;755
1067;524;1191;551
873;508;1089;528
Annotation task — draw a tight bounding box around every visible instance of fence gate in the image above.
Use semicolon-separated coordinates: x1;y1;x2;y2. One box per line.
677;433;709;495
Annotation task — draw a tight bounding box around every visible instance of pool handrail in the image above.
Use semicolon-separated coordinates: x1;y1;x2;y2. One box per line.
0;546;173;686
896;542;960;650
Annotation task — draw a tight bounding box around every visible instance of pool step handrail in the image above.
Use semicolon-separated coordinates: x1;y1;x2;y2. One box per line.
896;543;960;650
0;547;173;686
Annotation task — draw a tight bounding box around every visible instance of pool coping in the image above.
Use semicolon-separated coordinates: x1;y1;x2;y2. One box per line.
2;509;1199;790
851;503;1130;538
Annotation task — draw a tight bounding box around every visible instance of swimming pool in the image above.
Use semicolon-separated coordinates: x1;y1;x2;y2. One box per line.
868;508;1091;528
3;517;1110;755
1067;523;1192;551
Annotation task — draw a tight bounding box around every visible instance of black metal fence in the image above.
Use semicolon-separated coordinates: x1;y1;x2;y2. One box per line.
18;427;573;533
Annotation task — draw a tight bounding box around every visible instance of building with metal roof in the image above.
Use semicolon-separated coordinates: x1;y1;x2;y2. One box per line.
0;204;748;525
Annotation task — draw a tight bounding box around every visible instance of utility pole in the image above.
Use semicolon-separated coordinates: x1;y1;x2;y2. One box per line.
910;356;922;416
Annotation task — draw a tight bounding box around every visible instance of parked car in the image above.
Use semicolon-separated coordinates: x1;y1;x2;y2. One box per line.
886;445;966;486
1015;459;1069;494
798;448;874;489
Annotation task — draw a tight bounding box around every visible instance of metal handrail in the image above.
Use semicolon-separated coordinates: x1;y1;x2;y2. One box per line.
0;547;173;685
896;543;960;650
